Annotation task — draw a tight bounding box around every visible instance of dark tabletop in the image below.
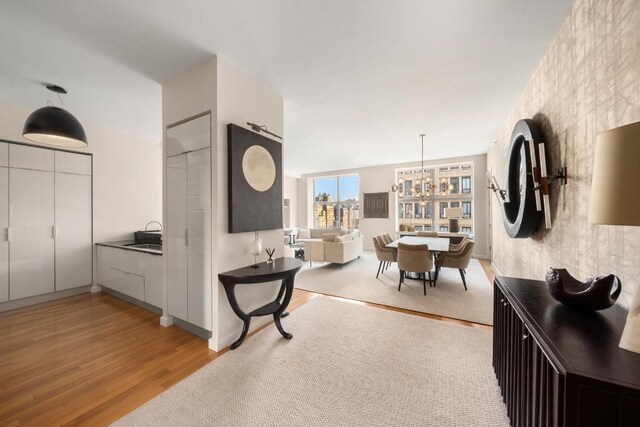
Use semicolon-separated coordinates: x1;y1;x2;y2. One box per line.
218;257;303;282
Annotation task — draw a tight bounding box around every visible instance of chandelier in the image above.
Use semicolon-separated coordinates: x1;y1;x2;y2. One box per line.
390;134;453;205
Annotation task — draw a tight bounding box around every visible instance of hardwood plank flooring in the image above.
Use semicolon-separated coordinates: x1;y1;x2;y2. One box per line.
0;263;493;426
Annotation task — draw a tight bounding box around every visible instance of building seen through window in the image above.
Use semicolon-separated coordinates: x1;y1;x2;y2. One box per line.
395;163;473;233
313;175;360;229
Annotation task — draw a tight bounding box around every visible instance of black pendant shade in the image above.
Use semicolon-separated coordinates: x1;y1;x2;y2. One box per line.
23;106;87;147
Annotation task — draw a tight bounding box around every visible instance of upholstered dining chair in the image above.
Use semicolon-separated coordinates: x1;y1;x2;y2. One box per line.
382;233;393;245
448;236;472;253
397;243;433;296
417;231;438;237
373;235;396;278
435;240;475;290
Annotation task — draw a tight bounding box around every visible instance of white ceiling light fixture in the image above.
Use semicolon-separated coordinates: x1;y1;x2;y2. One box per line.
22;84;87;148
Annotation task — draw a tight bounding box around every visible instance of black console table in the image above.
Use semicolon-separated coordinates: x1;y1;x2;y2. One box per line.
218;257;303;350
494;276;640;427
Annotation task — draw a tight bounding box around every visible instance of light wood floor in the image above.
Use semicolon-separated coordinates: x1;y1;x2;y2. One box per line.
0;259;496;426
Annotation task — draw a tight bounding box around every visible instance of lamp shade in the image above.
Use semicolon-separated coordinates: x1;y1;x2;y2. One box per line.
23;106;87;147
445;207;463;218
588;121;640;226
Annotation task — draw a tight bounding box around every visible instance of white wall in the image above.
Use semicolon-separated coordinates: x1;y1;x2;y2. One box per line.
298;153;490;259
215;57;284;350
0;101;163;284
162;56;284;351
283;175;298;228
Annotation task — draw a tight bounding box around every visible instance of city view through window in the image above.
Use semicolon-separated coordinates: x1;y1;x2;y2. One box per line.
397;163;473;233
313;175;359;229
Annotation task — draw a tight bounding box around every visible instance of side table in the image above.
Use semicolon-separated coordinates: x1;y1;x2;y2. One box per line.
218;257;303;350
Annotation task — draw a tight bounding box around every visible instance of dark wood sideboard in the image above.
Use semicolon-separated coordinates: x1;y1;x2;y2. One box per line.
493;276;640;427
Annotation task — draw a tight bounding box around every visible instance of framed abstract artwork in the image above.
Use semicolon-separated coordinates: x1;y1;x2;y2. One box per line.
363;192;389;219
227;123;283;233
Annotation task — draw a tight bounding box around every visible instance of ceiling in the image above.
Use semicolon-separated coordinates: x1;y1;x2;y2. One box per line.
0;0;573;175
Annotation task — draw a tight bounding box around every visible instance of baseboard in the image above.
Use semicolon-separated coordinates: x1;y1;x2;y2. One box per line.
0;285;91;313
90;284;102;293
172;316;212;340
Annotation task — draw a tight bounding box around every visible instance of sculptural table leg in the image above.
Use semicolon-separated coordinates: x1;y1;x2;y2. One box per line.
273;277;294;340
223;283;252;350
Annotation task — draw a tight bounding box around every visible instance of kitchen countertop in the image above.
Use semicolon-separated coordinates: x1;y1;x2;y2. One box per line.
96;240;162;255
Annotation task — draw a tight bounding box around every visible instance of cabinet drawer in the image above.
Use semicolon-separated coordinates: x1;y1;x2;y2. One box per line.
103;268;144;301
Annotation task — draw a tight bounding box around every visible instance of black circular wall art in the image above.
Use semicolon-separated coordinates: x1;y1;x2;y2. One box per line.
502;119;542;238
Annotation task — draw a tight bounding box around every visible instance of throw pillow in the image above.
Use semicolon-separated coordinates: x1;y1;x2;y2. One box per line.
335;235;349;243
322;233;338;242
298;228;311;239
345;234;355;241
349;229;360;238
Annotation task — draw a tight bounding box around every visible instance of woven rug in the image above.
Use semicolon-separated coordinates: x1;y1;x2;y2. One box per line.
115;297;509;426
295;250;494;325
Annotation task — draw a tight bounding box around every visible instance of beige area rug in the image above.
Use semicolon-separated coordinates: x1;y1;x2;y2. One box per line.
115;297;509;426
296;251;494;325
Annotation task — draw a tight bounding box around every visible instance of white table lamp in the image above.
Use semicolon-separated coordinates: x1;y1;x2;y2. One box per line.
588;121;640;354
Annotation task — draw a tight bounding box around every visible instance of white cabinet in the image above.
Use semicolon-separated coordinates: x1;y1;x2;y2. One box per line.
144;254;164;308
98;246;145;301
0;143;93;304
98;246;163;308
9;144;54;171
166;113;211;157
0;143;8;167
166;141;211;329
9;168;55;299
55;173;92;291
167;153;188;320
0;167;7;302
55;151;92;175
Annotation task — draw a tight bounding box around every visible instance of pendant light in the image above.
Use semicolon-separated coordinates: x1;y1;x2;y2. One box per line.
23;84;87;148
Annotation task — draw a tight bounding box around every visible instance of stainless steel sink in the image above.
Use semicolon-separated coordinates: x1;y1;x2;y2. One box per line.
124;243;162;251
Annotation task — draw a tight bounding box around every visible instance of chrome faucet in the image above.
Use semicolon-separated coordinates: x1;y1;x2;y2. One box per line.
144;221;163;233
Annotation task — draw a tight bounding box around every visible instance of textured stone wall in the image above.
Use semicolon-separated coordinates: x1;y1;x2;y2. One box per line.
488;0;640;305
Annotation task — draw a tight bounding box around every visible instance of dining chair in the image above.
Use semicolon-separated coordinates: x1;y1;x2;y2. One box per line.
417;231;438;237
373;235;396;278
397;243;433;295
435;240;475;290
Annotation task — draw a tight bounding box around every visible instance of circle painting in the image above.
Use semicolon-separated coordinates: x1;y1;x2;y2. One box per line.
242;145;276;192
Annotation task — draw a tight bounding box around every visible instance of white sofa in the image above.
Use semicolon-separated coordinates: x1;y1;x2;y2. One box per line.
304;232;363;266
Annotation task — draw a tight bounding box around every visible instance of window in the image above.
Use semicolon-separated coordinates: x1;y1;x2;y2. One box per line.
313;175;359;228
439;202;448;218
449;177;459;194
414;203;422;218
462;201;471;218
461;226;472;233
439;225;449;232
415;225;423;231
462;177;471;194
405;203;413;218
396;163;473;232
